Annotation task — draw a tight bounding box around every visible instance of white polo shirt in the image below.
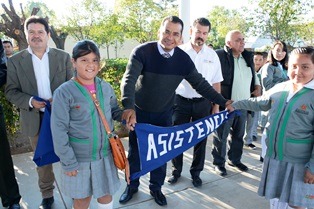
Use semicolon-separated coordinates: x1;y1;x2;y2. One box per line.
176;43;223;99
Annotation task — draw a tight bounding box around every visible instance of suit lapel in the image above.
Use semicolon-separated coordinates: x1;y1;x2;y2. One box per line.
49;49;59;84
20;51;37;92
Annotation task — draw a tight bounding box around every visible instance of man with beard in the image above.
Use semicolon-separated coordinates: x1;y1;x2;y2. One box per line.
167;17;223;187
5;16;73;209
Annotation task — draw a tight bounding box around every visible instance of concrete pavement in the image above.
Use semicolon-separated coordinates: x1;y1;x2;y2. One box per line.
1;133;269;209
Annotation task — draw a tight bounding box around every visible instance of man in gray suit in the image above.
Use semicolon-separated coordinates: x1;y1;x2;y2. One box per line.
5;16;73;209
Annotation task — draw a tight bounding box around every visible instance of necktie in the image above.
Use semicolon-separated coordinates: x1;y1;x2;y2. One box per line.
162;53;171;58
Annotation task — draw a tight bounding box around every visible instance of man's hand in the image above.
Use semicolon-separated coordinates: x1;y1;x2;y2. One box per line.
225;100;234;112
225;100;233;107
304;169;314;184
31;98;46;109
122;109;137;131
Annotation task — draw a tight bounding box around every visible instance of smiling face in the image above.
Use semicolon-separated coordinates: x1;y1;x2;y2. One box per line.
288;53;314;89
72;52;100;84
272;43;287;62
158;20;182;52
26;23;50;51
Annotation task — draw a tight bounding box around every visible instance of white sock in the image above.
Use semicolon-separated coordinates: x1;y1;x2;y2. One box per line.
97;200;113;209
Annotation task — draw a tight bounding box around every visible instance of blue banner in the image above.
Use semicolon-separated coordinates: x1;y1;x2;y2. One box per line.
131;110;235;180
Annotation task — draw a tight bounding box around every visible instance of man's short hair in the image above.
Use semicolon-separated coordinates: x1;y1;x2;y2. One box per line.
3;40;13;47
193;17;211;32
24;16;50;34
160;16;184;34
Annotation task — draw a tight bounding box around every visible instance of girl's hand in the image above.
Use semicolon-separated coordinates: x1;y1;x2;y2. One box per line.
64;170;78;177
304;169;314;184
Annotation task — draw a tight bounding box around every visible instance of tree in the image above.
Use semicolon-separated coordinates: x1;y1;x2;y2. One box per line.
114;0;165;43
90;13;124;59
0;0;36;50
24;1;56;21
63;0;125;58
248;0;313;46
207;6;250;49
63;0;107;41
0;0;68;50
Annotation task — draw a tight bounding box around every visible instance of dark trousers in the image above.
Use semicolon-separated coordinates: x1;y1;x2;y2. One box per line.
212;109;247;166
0;105;21;207
128;107;172;191
171;95;212;178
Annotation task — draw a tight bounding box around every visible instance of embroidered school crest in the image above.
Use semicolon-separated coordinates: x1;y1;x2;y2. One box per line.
301;104;307;110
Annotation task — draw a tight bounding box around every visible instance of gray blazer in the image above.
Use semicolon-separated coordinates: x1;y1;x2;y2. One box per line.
5;48;73;137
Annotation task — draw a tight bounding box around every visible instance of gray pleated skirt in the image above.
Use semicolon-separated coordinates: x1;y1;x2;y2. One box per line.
258;157;314;208
60;154;120;199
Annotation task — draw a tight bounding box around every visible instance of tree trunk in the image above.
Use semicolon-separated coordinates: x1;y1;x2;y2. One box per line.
50;26;68;50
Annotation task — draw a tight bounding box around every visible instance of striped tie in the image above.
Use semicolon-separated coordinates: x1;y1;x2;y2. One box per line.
162;53;171;58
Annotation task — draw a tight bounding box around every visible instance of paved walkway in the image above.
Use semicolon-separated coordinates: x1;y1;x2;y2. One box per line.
1;133;269;209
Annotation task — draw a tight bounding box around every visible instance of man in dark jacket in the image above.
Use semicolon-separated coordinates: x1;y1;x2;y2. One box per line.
0;39;21;209
212;30;260;176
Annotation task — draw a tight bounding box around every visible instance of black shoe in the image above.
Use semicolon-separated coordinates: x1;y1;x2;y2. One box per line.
245;143;257;150
228;162;249;172
214;165;227;176
150;190;167;206
8;203;20;209
167;176;179;184
260;156;264;162
192;176;202;187
39;196;54;209
119;186;138;204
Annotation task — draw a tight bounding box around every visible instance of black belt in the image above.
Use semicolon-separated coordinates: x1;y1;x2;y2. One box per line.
177;94;205;102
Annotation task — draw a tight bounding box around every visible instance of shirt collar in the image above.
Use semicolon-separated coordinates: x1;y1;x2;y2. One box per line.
157;42;174;56
303;79;314;90
27;46;50;56
184;42;206;54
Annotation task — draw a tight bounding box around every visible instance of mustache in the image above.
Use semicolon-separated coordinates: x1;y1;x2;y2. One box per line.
31;38;42;42
196;37;204;42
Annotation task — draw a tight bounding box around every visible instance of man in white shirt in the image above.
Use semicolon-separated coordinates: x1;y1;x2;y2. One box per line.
167;17;223;187
5;16;73;209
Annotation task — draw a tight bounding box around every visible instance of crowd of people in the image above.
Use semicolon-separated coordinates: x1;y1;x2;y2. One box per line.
0;14;313;209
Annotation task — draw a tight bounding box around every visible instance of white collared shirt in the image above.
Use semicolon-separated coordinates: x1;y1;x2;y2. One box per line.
176;43;223;99
27;46;52;110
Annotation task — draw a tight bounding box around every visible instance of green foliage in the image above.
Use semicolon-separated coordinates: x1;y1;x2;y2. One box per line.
114;0;165;43
248;0;312;46
63;0;107;41
207;6;250;49
24;1;56;20
98;58;129;104
0;87;19;140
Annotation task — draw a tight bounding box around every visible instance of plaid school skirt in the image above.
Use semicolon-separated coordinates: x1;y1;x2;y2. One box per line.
60;154;120;199
258;157;314;208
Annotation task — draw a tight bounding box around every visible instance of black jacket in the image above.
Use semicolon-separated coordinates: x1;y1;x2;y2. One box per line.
0;39;7;88
215;45;255;100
